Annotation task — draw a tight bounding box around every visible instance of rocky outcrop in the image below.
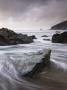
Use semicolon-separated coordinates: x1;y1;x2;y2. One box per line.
23;50;51;78
51;20;67;30
52;32;67;43
30;35;36;39
43;39;50;41
42;35;48;37
0;28;36;45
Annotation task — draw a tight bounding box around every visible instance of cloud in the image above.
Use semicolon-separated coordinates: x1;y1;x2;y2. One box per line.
0;0;67;29
0;0;48;16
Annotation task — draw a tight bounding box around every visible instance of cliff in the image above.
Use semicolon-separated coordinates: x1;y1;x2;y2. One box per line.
51;20;67;30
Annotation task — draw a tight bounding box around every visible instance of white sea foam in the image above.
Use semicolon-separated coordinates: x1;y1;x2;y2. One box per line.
0;30;67;90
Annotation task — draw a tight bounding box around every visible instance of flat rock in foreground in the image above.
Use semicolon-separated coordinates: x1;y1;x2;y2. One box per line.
23;50;51;78
0;28;35;45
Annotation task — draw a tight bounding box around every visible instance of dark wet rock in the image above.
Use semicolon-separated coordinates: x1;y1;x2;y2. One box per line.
51;20;67;30
29;35;36;39
23;50;51;78
43;39;50;41
52;32;67;43
42;35;48;37
0;28;34;45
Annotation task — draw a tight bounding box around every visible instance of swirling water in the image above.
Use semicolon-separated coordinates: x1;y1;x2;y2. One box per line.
0;30;67;90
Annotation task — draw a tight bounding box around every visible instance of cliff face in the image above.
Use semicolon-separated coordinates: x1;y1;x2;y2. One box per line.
51;20;67;30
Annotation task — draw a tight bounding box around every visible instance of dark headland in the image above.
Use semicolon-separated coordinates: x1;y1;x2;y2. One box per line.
51;20;67;30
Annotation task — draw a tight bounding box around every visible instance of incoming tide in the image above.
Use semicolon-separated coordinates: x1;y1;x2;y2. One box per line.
0;29;67;90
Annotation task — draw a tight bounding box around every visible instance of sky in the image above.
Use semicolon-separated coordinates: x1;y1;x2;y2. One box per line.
0;0;67;30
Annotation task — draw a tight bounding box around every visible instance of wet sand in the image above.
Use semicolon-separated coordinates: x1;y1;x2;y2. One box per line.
25;69;67;90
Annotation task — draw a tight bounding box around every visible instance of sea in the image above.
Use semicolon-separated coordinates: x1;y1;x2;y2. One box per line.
0;29;67;90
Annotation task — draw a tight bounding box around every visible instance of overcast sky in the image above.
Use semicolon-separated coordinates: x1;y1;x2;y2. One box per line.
0;0;67;30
